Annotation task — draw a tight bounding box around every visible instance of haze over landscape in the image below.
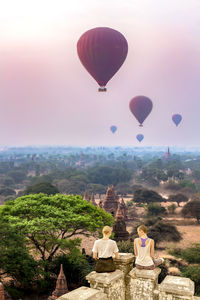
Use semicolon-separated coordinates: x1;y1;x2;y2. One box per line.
0;0;200;146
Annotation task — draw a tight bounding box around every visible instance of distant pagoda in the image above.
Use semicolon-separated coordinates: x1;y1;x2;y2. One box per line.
165;147;171;160
103;185;119;217
83;191;89;201
90;193;96;206
113;203;129;242
48;264;68;299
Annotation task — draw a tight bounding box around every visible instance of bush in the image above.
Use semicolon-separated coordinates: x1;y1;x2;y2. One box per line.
117;240;134;254
181;266;200;296
147;203;167;216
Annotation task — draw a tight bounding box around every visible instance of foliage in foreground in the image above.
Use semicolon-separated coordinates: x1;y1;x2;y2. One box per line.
0;193;114;290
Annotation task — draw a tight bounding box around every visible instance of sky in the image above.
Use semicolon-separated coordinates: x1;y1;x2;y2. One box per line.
0;0;200;147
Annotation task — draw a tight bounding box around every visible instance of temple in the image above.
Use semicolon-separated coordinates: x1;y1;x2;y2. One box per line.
48;264;68;300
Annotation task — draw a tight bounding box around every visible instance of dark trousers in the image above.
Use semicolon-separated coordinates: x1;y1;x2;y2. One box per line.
95;257;116;273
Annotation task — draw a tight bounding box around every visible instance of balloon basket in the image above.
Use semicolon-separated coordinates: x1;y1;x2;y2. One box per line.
98;86;107;92
139;124;143;127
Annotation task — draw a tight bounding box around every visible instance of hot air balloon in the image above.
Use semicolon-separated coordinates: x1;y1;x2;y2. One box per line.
77;27;128;92
136;134;144;142
129;96;153;126
172;114;182;126
110;125;117;134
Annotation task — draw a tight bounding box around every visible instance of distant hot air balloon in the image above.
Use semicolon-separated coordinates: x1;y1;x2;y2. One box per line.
129;96;153;126
136;134;144;142
77;27;128;92
110;125;117;134
172;114;182;126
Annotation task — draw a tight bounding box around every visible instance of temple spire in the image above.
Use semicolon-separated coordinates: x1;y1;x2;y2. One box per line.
48;264;68;299
0;283;5;300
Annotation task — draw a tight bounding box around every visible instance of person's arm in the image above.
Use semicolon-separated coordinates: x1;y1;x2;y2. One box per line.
92;241;98;260
134;239;138;256
93;252;98;260
114;252;119;259
113;241;119;259
150;239;155;259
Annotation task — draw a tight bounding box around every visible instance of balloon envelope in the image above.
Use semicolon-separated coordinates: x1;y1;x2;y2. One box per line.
129;96;153;126
77;27;128;91
110;125;117;134
136;134;144;142
172;114;182;126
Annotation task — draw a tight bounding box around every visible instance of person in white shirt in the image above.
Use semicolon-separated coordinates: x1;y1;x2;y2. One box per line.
92;226;119;273
134;225;164;270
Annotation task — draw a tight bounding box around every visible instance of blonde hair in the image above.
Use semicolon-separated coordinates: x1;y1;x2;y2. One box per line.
102;226;112;235
138;225;147;233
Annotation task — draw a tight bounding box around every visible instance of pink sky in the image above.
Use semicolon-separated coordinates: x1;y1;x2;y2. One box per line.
0;0;200;146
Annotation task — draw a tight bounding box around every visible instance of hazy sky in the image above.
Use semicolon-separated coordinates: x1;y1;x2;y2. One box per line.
0;0;200;147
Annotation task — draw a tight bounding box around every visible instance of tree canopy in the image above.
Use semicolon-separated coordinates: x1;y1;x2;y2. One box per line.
182;200;200;223
24;182;59;195
168;193;188;207
1;194;114;263
134;189;163;204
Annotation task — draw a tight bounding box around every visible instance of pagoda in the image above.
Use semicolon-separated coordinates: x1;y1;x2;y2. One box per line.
90;193;96;206
48;264;68;299
113;204;129;242
0;283;11;300
83;191;89;201
103;185;119;217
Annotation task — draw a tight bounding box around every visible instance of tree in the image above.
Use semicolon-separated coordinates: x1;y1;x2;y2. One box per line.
0;187;16;196
7;170;27;184
0;219;38;288
147;203;167;216
168;193;188;207
1;194;113;271
182;200;200;224
134;189;163;204
168;204;177;214
24;182;59;195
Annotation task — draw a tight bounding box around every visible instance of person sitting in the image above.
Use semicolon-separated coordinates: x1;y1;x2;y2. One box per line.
134;225;164;270
92;226;119;273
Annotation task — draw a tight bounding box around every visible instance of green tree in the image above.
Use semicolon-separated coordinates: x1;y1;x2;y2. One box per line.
147;203;167;216
1;194;113;270
168;193;188;207
7;170;27;184
168;203;177;214
182;200;200;224
0;219;38;288
134;189;163;204
0;187;16;196
24;182;59;195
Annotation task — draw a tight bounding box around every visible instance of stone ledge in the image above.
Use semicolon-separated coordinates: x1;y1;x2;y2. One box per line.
57;286;108;300
113;253;134;264
159;275;194;296
129;267;161;280
86;270;123;286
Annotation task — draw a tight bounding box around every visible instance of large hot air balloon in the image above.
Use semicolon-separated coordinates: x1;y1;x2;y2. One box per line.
110;125;117;134
172;114;182;126
136;134;144;142
77;27;128;92
129;96;153;126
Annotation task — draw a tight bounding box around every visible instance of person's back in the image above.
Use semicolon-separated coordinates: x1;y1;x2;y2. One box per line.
134;225;164;270
92;226;119;273
135;237;154;267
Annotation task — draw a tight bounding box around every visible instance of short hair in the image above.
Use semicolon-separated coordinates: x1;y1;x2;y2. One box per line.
138;225;147;233
102;226;112;235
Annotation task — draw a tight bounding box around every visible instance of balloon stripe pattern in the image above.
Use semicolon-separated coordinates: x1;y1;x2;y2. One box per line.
77;27;128;88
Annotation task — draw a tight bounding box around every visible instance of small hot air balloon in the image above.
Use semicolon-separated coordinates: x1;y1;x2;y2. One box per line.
172;114;182;126
136;134;144;142
110;125;117;134
129;96;153;126
77;27;128;92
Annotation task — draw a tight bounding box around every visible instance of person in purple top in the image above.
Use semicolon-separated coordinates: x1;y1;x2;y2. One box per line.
134;225;164;270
